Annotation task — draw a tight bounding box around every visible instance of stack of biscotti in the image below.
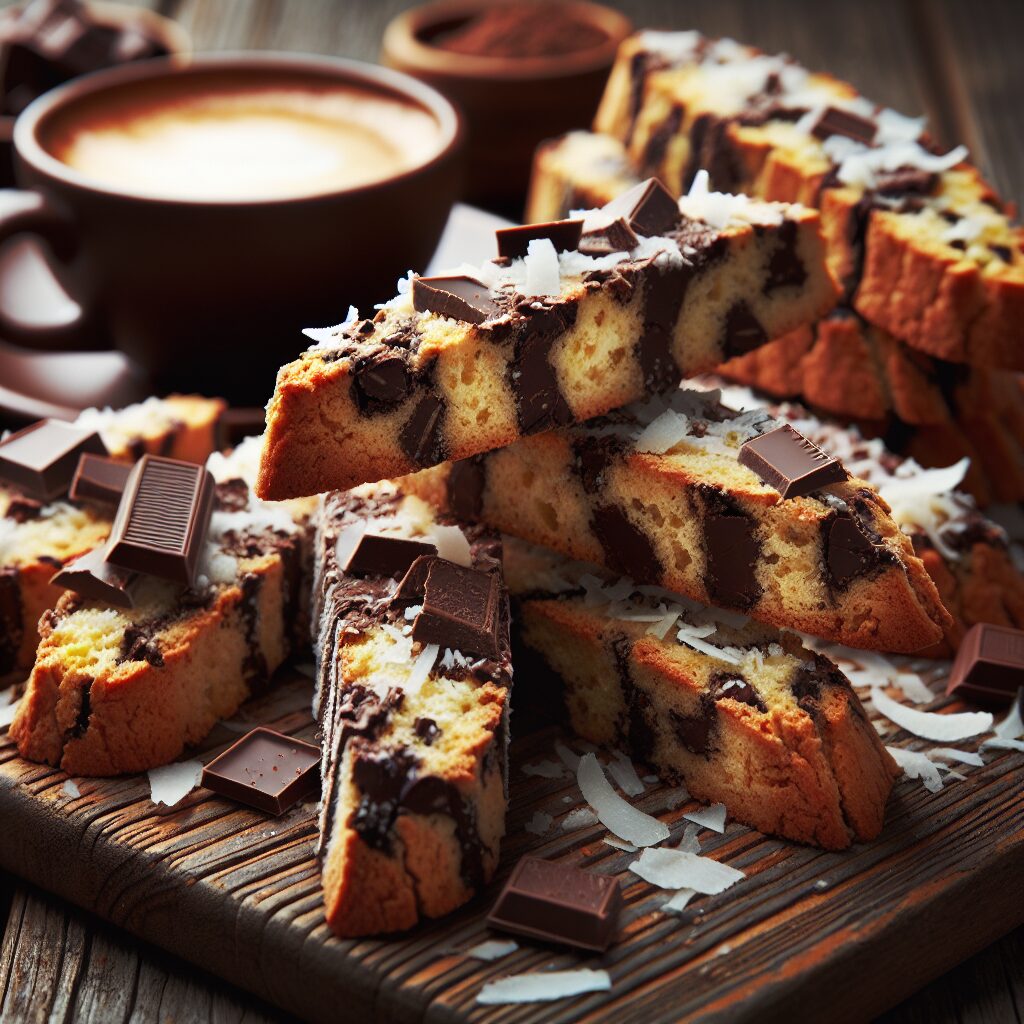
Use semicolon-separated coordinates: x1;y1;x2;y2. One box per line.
0;395;224;684
311;482;512;936
526;31;1024;504
10;438;309;775
706;378;1024;655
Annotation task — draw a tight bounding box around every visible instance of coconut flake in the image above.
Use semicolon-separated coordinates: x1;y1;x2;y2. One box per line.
149;759;203;806
683;803;727;834
303;305;359;349
982;737;1024;753
870;687;993;742
892;672;936;704
477;969;612;1005
662;888;697;914
61;779;81;798
678;823;702;854
930;747;985;767
577;753;669;848
522;238;561;297
630;848;744;894
405;643;438;696
993;690;1023;740
635;408;690;454
604;837;638;853
887;746;944;793
523;760;566;780
554;740;581;771
562;807;599;831
465;939;518;961
608;751;646;797
525;810;553;836
429;524;472;567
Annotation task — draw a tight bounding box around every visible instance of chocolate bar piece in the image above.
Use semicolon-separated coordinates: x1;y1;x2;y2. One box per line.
201;727;321;816
811;106;877;145
0;419;107;500
946;623;1024;707
411;558;501;658
336;528;436;578
49;546;141;609
738;424;847;498
496;219;583;259
69;453;132;506
411;275;502;325
579;213;638;256
488;856;623;952
106;455;215;587
598;177;680;236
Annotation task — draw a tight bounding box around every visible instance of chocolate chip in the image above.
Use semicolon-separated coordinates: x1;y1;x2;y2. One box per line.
573;434;623;495
739;424;847;498
398;393;446;468
496;219;583;259
823;510;885;590
698;487;761;611
447;456;486;520
670;697;715;756
812;106;877;145
763;219;807;293
412;559;502;659
510;300;576;435
598;177;680;237
722;301;768;358
637;261;688;391
686;113;743;193
640;104;682;178
412;275;501;325
709;672;766;712
590;504;662;583
4;494;43;523
353;354;410;409
414;717;441;745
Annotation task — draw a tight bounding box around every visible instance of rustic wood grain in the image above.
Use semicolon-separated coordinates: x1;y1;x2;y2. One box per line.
0;666;1022;1024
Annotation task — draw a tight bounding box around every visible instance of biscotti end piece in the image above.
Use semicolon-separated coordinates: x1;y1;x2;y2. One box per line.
407;386;952;652
507;539;898;850
314;483;512;937
256;189;837;501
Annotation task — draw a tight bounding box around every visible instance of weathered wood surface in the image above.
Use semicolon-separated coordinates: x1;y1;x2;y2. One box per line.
1;665;1023;1024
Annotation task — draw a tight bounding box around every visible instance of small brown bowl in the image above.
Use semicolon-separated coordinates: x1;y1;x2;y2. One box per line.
382;0;631;212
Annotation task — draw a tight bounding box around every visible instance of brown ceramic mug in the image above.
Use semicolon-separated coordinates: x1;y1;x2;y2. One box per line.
0;54;462;403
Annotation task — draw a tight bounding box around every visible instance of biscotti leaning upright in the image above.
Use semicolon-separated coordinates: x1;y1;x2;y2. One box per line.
256;179;837;499
311;481;512;936
594;31;1024;370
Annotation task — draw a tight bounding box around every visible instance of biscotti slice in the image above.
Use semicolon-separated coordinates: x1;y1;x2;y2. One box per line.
505;538;899;851
0;395;225;684
10;448;305;775
312;483;511;936
596;32;1024;369
405;386;952;652
255;185;836;500
717;382;1024;656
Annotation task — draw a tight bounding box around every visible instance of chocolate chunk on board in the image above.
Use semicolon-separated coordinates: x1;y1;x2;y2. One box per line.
411;558;501;658
811;106;877;145
488;855;623;952
201;727;321;816
69;453;132;506
105;455;215;587
0;419;107;500
739;424;847;498
50;546;142;608
412;275;502;325
496;219;583;259
598;177;680;237
336;527;437;579
946;623;1024;707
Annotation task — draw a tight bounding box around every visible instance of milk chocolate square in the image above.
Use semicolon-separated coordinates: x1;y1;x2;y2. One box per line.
946;623;1024;707
0;419;107;500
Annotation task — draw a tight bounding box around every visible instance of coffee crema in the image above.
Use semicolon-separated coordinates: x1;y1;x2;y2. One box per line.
45;79;440;201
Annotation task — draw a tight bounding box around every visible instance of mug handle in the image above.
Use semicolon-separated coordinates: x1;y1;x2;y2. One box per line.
0;187;102;351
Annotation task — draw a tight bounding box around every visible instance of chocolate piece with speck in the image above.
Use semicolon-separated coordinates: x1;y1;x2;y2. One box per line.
0;419;107;500
105;455;215;587
412;558;501;658
412;275;502;324
496;219;583;259
488;855;622;952
70;453;132;506
201;727;321;816
739;424;847;498
946;624;1024;708
50;546;142;608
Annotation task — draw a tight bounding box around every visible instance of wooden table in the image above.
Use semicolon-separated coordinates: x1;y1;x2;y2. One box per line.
1;1;1021;1021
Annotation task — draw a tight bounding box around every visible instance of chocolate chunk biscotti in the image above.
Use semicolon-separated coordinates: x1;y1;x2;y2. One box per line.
256;181;836;500
593;31;1024;369
312;482;511;936
10;446;306;775
406;386;951;652
0;395;224;684
505;538;899;851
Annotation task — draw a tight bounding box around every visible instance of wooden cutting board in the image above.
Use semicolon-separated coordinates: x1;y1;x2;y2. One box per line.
1;663;1022;1024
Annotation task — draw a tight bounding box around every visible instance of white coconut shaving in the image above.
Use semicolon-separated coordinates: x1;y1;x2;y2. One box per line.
823;134;968;191
630;848;744;894
476;969;612;1005
404;644;438;696
930;747;985;767
870;687;993;742
877;458;971;560
149;759;203;807
887;747;944;793
678;823;702;854
303;305;359;350
608;751;646;797
577;753;669;847
465;939;518;961
522;760;566;780
662;888;698;914
525;810;553;836
892;672;936;704
635;408;691;455
429;523;472;567
992;691;1023;740
638;29;701;64
562;807;600;831
678;169;783;229
555;740;581;771
522;237;561;297
982;737;1024;753
604;837;638;853
61;779;81;798
683;803;727;834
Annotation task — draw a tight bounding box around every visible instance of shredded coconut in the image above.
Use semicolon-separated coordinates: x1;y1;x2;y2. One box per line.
577;753;669;847
477;969;611;1005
